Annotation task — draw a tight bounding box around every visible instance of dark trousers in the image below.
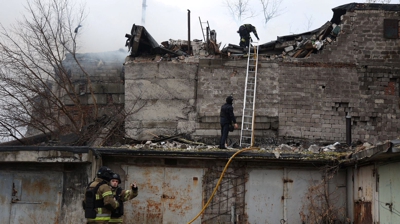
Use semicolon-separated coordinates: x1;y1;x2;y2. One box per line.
220;123;229;148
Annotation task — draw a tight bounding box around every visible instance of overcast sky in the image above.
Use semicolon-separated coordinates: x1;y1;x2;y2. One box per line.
0;0;387;53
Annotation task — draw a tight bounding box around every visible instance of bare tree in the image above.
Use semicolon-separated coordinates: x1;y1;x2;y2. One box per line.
304;14;313;31
0;0;142;145
300;165;349;224
225;0;284;25
225;0;256;24
260;0;284;26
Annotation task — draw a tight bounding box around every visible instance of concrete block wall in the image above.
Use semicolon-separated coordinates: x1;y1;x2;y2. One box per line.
280;8;400;143
124;61;198;140
278;63;358;142
33;51;127;138
62;51;125;106
193;60;280;144
124;58;280;143
124;7;400;144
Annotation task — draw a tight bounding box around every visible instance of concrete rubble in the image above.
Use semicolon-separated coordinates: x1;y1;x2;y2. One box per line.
115;135;381;157
222;21;341;59
125;19;342;62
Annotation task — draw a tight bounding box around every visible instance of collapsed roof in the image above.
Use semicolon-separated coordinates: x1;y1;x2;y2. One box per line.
125;24;189;57
124;3;400;60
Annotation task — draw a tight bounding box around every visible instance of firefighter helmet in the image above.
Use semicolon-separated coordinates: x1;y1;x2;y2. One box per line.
97;166;113;181
111;173;122;184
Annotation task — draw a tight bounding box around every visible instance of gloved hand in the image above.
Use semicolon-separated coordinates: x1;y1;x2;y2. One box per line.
131;182;138;190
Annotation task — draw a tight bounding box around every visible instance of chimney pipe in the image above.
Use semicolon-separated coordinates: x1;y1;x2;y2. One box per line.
187;9;191;55
346;113;352;146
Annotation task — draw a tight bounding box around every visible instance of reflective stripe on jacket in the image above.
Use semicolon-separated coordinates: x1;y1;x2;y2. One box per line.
87;178;119;219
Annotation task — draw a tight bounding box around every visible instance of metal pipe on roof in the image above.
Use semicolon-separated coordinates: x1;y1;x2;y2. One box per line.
187;9;191;55
346;114;352;146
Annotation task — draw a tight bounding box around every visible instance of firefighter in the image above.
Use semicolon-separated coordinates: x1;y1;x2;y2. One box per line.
84;166;120;224
219;95;238;149
237;24;260;48
109;173;138;224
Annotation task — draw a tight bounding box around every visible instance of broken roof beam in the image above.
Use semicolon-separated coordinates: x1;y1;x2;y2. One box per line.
125;24;160;57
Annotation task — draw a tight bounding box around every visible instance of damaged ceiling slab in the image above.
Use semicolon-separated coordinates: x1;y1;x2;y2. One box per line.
125;3;400;61
125;24;191;58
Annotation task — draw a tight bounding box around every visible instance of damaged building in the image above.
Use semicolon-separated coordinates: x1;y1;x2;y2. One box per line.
1;3;400;224
125;3;400;146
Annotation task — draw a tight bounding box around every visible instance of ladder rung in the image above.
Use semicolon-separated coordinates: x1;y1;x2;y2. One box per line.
241;44;258;147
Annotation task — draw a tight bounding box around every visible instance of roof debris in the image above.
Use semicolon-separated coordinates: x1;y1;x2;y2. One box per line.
125;19;341;62
222;21;341;59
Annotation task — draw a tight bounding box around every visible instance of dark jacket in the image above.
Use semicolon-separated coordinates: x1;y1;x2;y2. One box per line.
85;178;119;222
240;24;259;39
220;103;237;125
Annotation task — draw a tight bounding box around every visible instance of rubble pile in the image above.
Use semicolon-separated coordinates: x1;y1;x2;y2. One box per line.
118;135;380;156
125;20;343;63
222;21;342;60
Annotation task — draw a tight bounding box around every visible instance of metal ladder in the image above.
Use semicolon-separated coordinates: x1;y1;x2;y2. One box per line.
198;17;210;52
198;17;210;42
240;42;259;148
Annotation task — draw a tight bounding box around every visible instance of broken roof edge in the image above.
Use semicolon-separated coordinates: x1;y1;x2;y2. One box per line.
0;145;91;153
93;147;347;164
276;21;332;43
340;140;400;167
331;2;400;24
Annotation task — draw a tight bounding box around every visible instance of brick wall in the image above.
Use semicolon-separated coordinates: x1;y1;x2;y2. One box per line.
27;51;126;137
125;7;400;144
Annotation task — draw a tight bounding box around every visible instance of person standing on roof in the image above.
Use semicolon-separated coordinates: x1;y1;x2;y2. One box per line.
109;173;138;224
238;24;260;48
84;166;120;224
219;96;238;149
